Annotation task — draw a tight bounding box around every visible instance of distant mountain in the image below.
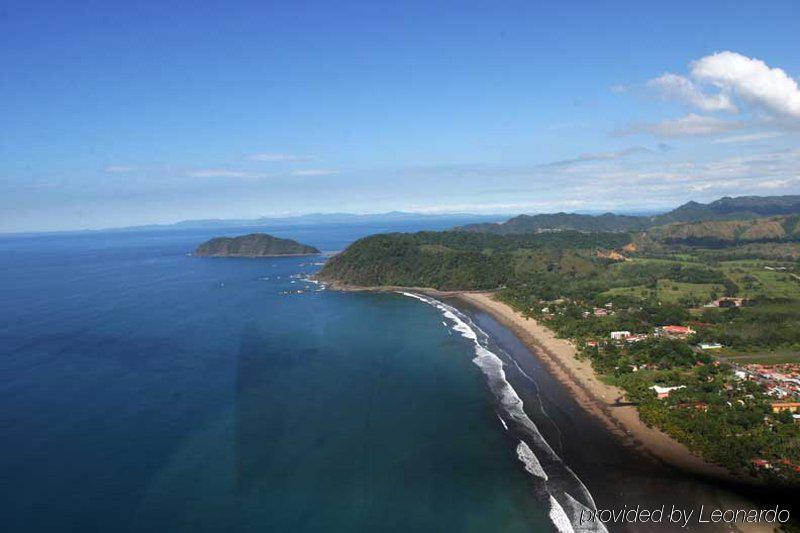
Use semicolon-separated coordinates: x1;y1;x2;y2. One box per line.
457;195;800;234
114;212;506;232
646;215;800;245
458;212;650;234
195;233;320;257
651;195;800;225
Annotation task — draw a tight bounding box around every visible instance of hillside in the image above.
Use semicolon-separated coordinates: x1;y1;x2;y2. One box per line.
317;231;629;291
195;233;320;257
653;195;800;225
318;217;800;486
647;215;800;245
457;195;800;235
458;212;649;234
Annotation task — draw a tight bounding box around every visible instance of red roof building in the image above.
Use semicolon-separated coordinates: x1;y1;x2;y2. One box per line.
662;325;695;336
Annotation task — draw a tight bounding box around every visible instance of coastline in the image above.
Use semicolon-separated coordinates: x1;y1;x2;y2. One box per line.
452;291;736;481
325;281;738;482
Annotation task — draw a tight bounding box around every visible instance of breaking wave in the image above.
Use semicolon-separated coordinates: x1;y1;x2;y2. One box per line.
400;292;607;533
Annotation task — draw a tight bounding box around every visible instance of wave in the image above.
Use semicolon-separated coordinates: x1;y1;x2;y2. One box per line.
549;496;576;533
516;440;548;480
400;292;607;533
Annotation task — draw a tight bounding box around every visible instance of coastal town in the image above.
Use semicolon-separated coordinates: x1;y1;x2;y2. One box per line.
527;290;800;479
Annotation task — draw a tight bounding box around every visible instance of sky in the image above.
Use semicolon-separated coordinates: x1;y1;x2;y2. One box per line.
1;1;800;232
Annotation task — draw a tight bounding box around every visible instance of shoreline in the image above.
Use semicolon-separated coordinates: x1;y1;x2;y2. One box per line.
451;291;736;482
324;281;743;483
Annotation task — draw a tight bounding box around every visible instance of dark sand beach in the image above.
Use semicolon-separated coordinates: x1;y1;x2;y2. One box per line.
449;292;796;532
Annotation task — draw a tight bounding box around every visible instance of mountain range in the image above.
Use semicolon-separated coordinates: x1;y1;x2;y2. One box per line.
457;195;800;235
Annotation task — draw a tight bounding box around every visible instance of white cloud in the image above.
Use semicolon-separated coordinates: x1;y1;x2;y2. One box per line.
105;165;134;173
647;73;737;112
711;131;784;144
757;179;793;189
690;51;800;119
290;169;339;176
538;146;650;168
249;152;309;162
186;167;337;178
407;199;588;214
619;113;742;137
187;169;268;178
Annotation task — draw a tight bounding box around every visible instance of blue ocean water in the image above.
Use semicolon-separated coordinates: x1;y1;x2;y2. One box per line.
0;221;564;532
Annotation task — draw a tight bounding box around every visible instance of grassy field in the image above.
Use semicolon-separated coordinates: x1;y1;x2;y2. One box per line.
715;348;800;364
718;260;800;299
601;279;724;305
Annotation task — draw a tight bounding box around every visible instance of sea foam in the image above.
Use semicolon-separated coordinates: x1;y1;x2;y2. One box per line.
400;292;607;533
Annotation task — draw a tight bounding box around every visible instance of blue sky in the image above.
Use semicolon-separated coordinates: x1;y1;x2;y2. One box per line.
2;1;800;232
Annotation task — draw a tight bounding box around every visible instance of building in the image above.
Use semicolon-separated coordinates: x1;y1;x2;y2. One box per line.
649;385;685;399
751;458;773;469
771;402;800;413
660;325;695;337
699;343;722;350
610;331;631;340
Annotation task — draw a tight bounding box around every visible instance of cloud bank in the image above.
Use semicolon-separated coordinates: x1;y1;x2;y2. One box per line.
626;51;800;138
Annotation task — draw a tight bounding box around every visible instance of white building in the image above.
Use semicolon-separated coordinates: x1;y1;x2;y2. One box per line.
649;385;685;399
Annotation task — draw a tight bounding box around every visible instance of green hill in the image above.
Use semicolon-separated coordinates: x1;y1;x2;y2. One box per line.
457;195;800;235
647;215;800;245
458;212;649;234
195;233;320;257
317;230;628;291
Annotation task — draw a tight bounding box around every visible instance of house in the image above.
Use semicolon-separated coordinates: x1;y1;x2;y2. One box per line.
593;308;608;317
650;385;685;399
771;402;800;413
699;343;722;350
733;370;748;380
625;333;649;343
768;387;789;399
660;325;695;337
610;331;631;340
751;458;773;469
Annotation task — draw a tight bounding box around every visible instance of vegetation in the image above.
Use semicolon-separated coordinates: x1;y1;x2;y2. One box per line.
320;200;800;485
318;230;628;290
196;233;320;257
647;215;800;246
458;194;800;235
458;212;650;234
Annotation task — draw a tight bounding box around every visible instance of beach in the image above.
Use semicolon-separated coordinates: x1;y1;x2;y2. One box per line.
452;291;733;480
445;291;793;533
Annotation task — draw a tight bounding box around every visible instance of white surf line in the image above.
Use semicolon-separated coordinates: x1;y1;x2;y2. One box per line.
549;495;577;533
563;492;609;533
497;415;509;431
399;292;603;533
516;441;548;480
507;354;568;466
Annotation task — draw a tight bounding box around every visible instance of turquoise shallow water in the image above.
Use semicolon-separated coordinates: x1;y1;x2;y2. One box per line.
0;222;554;532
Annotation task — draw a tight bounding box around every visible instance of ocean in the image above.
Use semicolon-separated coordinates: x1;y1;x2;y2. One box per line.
0;220;769;533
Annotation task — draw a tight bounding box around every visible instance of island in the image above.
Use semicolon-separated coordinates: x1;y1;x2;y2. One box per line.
195;233;320;257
